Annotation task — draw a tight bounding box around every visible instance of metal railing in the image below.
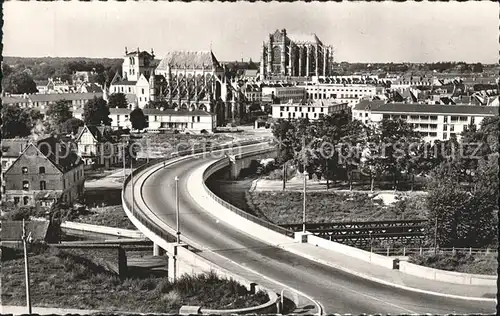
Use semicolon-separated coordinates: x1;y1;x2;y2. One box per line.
122;139;270;248
367;246;497;257
202;153;295;238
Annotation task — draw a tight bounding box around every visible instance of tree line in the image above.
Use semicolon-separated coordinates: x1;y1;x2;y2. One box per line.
2;94;149;139
273;113;499;248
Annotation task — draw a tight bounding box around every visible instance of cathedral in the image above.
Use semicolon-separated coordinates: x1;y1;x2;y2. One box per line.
259;29;334;79
110;48;243;126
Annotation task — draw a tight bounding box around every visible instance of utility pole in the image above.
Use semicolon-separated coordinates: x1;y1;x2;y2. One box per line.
434;215;438;254
22;219;32;315
282;162;287;191
303;171;308;233
175;176;181;244
131;158;135;215
122;141;126;182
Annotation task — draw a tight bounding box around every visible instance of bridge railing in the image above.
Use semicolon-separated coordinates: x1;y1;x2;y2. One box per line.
368;246;497;257
202;153;295;238
122;139;267;245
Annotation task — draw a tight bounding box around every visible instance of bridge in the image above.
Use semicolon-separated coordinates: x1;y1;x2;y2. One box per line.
122;141;495;314
281;219;426;247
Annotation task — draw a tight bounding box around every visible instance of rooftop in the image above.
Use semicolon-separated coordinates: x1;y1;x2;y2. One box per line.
372;103;499;116
287;33;321;44
1;220;50;241
156;51;220;70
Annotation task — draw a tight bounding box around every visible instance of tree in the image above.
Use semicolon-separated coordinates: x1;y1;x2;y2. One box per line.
472;63;483;73
1;105;33;138
248;103;262;112
83;97;112;126
425;160;498;248
3;70;38;94
130;107;148;131
45;100;73;134
107;93;129;109
62;118;84;135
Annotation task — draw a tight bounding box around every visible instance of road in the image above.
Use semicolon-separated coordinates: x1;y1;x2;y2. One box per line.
127;144;495;314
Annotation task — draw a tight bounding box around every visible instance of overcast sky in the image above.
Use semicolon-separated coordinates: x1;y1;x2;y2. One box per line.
3;1;498;63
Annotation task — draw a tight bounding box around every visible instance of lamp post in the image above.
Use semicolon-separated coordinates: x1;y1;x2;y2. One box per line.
21;219;32;315
282;162;287;191
175;176;181;244
302;171;308;233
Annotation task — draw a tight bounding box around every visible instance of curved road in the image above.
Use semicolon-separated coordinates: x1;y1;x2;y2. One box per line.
128;145;495;314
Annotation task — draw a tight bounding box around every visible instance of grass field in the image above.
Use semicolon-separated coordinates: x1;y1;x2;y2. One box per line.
73;205;136;230
245;191;427;225
1;246;269;313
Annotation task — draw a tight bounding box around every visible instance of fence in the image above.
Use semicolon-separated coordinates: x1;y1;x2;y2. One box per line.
368;246;497;257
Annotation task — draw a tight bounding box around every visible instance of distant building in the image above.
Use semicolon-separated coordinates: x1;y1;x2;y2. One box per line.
3;136;85;208
299;78;384;107
262;84;306;104
352;100;499;142
1;92;103;110
272;99;348;120
260;29;334;79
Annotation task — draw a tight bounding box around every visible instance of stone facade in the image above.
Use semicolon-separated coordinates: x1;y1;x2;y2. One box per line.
260;29;334;79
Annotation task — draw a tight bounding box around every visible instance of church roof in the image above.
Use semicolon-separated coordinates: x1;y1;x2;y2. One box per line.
156;51;220;70
287;33;321;44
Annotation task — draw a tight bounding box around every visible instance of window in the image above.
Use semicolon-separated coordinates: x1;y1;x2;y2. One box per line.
444;116;448;123
22;181;29;191
192;116;195;122
40;181;46;190
429;132;437;137
280;106;284;111
22;167;28;174
460;116;468;122
14;197;20;205
365;113;368;117
443;133;448;139
23;196;29;206
142;88;145;94
128;87;131;93
450;125;454;132
443;125;447;131
450;116;458;122
383;114;390;119
471;117;475;124
430;116;438;121
197;116;200;123
286;106;289;111
39;167;45;174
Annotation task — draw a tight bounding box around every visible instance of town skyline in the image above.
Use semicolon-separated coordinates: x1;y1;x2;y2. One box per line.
3;1;498;64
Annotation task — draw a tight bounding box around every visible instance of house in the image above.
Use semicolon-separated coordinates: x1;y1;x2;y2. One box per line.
1;92;103;110
74;125;123;168
1;138;31;190
3;136;85;208
77;83;103;94
1;220;60;247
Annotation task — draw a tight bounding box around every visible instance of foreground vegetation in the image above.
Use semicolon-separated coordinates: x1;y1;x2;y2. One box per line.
1;246;269;313
409;252;497;275
74;205;136;230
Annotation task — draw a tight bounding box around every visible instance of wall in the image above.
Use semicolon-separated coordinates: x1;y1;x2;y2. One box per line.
306;234;396;269
61;221;145;239
399;261;497;286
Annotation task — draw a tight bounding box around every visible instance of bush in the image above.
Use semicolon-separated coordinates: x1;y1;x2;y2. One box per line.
409;252;497;275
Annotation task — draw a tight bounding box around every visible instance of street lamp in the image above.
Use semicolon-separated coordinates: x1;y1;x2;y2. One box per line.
303;171;308;233
175;176;181;244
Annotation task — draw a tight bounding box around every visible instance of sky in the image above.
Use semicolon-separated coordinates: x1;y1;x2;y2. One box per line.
3;1;498;63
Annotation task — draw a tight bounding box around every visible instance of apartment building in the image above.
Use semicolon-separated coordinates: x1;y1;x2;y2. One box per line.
272;100;349;120
262;85;306;104
353;100;499;142
299;81;384;107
